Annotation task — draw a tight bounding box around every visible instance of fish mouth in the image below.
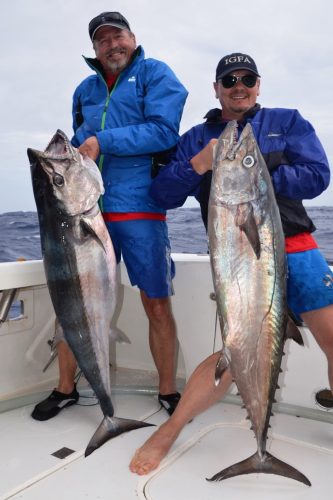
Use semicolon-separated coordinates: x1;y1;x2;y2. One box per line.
27;130;75;165
27;130;77;184
215;121;239;159
27;130;75;162
217;122;256;162
45;129;75;159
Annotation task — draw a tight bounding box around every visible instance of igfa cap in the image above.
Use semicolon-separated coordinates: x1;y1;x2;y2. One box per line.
89;12;131;41
216;53;260;80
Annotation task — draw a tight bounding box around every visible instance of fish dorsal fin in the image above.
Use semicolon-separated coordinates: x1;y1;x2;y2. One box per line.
285;316;304;346
235;203;261;259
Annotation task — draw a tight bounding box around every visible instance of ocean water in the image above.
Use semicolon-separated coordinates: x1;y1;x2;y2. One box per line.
0;207;332;264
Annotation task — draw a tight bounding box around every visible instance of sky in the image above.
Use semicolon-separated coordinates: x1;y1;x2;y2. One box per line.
0;0;332;213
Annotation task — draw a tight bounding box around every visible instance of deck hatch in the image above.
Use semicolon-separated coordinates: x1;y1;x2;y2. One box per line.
51;447;75;459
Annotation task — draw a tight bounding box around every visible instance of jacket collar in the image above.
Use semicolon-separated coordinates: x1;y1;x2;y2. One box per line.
204;104;261;124
83;46;143;80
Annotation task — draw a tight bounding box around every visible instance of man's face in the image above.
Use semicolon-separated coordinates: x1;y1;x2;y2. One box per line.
214;70;260;120
93;26;136;74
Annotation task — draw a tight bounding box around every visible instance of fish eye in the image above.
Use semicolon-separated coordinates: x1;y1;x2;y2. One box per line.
242;155;255;168
53;174;64;186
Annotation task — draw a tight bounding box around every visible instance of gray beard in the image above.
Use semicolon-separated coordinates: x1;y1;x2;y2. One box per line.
105;58;129;74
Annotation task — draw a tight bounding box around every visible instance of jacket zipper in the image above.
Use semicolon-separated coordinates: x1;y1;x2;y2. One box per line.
98;80;120;211
85;59;120;211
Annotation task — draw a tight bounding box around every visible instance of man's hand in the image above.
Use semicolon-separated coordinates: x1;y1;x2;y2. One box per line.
190;139;218;175
78;136;100;161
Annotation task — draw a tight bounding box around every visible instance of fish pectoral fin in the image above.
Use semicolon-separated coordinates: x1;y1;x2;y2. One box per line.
236;204;261;259
215;352;229;386
285;316;304;346
85;416;154;457
110;326;131;344
207;451;311;486
81;216;107;253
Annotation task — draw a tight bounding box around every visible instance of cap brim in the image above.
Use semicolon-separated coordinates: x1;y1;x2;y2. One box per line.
217;66;260;80
91;22;129;40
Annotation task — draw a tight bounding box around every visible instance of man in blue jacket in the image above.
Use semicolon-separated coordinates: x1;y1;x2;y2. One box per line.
32;12;188;421
129;53;333;475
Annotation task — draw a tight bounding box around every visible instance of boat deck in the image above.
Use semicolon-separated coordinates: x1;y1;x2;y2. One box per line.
1;377;332;500
1;259;333;499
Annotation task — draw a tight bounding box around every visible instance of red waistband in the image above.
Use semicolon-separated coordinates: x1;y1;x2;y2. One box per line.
103;212;166;222
285;232;318;254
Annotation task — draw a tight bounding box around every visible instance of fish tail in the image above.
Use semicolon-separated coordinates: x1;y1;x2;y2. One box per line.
85;416;154;457
206;451;311;486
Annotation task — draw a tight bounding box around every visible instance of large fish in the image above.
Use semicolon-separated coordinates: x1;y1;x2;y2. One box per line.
207;121;310;486
27;130;152;457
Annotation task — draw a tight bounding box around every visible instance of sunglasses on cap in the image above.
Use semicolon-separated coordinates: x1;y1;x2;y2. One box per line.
219;74;258;89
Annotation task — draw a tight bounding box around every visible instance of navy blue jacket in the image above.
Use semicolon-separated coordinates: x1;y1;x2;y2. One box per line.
150;107;330;236
71;46;188;214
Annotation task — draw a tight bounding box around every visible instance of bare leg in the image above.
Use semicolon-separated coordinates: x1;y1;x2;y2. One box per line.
129;352;233;475
140;291;177;395
56;341;77;393
301;304;333;392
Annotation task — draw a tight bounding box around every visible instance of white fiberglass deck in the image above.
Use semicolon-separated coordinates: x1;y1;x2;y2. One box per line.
1;390;332;500
1;258;333;499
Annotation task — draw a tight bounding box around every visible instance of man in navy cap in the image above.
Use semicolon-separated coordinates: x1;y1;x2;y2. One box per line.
31;12;188;421
129;52;333;475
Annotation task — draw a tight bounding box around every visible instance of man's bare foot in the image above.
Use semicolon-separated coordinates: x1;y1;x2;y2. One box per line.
129;422;179;475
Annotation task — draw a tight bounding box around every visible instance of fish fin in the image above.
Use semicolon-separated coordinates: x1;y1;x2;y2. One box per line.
206;451;311;486
81;216;107;253
287;307;304;327
285;316;304;346
85;415;154;457
110;327;131;344
215;352;229;386
236;205;261;259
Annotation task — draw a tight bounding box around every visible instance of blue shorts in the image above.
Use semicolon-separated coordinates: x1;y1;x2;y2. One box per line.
105;219;175;298
287;249;333;318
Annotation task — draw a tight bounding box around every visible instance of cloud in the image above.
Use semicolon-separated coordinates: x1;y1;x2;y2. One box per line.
0;0;332;212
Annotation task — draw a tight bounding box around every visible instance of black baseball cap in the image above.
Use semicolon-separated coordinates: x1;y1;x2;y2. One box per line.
89;12;131;41
216;53;260;80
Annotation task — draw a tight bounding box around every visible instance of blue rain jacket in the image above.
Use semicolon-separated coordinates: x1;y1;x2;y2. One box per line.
150;107;330;236
71;46;188;213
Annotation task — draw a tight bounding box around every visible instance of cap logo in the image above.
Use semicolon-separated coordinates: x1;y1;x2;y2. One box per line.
224;55;251;65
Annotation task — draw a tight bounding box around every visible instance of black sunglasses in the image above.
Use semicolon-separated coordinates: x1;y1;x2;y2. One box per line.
220;74;258;89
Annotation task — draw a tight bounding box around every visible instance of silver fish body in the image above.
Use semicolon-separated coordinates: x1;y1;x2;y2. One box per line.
207;121;310;485
28;130;152;456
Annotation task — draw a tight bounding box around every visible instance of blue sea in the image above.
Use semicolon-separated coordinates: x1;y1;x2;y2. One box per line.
0;207;332;264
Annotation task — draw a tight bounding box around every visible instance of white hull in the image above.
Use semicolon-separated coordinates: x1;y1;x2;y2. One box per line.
0;256;332;499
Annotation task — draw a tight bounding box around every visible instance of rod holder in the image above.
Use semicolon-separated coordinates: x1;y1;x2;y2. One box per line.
0;288;18;324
